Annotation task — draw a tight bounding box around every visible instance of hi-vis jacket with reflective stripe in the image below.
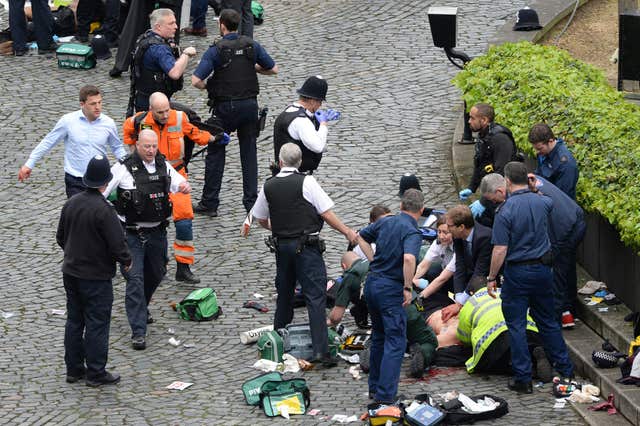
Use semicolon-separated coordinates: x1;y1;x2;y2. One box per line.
456;287;538;373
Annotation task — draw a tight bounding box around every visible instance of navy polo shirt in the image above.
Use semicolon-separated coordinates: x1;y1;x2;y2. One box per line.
142;33;176;73
533;175;584;245
359;212;422;283
535;138;579;199
193;33;275;81
492;188;553;262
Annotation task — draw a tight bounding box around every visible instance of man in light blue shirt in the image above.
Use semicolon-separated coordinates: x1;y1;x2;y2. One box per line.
18;85;127;198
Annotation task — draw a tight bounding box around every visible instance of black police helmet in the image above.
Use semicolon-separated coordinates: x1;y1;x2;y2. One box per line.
83;155;113;188
513;7;543;31
91;35;112;60
398;173;421;196
297;75;328;101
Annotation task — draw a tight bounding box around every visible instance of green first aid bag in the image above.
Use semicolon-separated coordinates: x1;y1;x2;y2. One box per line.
56;43;96;69
260;378;310;417
257;330;284;362
242;372;282;406
176;288;221;321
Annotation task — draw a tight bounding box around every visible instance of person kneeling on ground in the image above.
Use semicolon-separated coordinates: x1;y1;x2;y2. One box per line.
327;251;370;329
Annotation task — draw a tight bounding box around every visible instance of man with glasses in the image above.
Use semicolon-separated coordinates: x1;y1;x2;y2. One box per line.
440;205;493;322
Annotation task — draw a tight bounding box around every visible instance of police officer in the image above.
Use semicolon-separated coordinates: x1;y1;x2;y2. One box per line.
252;143;356;367
123;92;225;284
357;189;424;404
57;155;131;387
104;129;192;350
479;173;586;328
459;103;518;201
529;123;579;200
486;162;573;394
271;76;340;175
191;8;278;216
129;8;196;114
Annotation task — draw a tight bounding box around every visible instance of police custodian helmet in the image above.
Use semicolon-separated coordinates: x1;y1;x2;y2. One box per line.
297;75;328;101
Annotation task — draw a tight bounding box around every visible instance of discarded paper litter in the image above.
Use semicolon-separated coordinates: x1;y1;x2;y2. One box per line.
166;381;193;390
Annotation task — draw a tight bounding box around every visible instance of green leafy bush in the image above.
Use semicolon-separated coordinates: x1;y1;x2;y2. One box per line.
453;41;640;250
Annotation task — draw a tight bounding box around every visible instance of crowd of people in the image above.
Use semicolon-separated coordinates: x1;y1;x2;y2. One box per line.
13;1;586;414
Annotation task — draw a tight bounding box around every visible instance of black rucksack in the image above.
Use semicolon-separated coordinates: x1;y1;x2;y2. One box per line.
440;394;508;424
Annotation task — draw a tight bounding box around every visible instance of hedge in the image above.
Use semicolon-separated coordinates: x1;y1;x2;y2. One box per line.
452;41;640;251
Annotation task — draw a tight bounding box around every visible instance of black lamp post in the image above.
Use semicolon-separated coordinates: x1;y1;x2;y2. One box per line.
428;6;473;141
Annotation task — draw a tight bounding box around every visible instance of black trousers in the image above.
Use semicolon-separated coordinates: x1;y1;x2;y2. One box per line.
474;330;543;374
274;239;328;357
64;173;86;199
63;274;113;380
76;0;121;42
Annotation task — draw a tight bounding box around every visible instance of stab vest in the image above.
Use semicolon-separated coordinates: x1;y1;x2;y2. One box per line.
474;123;519;167
206;35;259;102
273;105;322;173
132;30;183;98
263;172;323;238
114;152;172;224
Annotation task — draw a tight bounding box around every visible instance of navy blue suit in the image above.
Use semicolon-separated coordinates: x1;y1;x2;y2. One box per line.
453;222;493;294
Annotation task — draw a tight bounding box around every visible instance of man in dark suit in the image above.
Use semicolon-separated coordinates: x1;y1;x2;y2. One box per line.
441;205;493;322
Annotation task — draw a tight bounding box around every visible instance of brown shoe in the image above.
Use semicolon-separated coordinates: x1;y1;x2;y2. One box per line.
183;27;208;37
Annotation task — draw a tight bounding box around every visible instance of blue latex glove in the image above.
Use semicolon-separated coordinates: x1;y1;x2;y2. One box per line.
417;278;430;290
219;132;231;145
469;200;486;217
459;188;473;200
325;109;341;121
455;292;470;305
315;109;329;123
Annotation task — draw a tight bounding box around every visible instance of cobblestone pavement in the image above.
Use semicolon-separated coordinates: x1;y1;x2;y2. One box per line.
0;1;585;424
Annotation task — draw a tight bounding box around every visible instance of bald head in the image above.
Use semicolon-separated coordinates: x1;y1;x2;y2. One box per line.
341;251;361;271
136;129;159;162
149;92;171;125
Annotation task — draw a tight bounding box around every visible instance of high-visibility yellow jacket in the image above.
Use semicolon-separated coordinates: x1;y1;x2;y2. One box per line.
457;287;538;373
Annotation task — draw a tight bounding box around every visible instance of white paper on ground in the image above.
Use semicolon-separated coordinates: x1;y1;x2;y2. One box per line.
166;381;193;390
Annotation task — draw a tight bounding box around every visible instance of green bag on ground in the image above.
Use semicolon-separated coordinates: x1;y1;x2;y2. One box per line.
259;378;310;417
56;44;96;69
251;1;264;24
242;372;282;406
257;330;284;362
176;288;221;321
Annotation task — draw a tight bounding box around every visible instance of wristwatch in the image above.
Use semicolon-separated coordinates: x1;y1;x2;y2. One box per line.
486;276;496;282
404;287;412;292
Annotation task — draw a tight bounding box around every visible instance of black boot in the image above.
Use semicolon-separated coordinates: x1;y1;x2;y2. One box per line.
408;343;425;378
175;262;200;284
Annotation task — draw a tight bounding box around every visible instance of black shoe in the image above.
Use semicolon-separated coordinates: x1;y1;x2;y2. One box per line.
360;348;370;373
14;49;27;56
368;391;375;400
193;203;218;217
532;346;553;382
75;34;89;43
146;311;154;324
408;343;425;379
38;43;59;55
132;335;146;350
106;38;119;48
508;378;533;394
309;353;339;368
458;138;475;145
86;372;120;387
109;67;123;78
66;371;85;383
175;262;201;284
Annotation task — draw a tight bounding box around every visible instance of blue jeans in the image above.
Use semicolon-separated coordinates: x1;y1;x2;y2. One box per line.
274;239;329;356
364;276;407;402
501;263;574;382
9;0;54;51
202;98;258;212
190;0;208;29
63;274;113;380
123;227;168;337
